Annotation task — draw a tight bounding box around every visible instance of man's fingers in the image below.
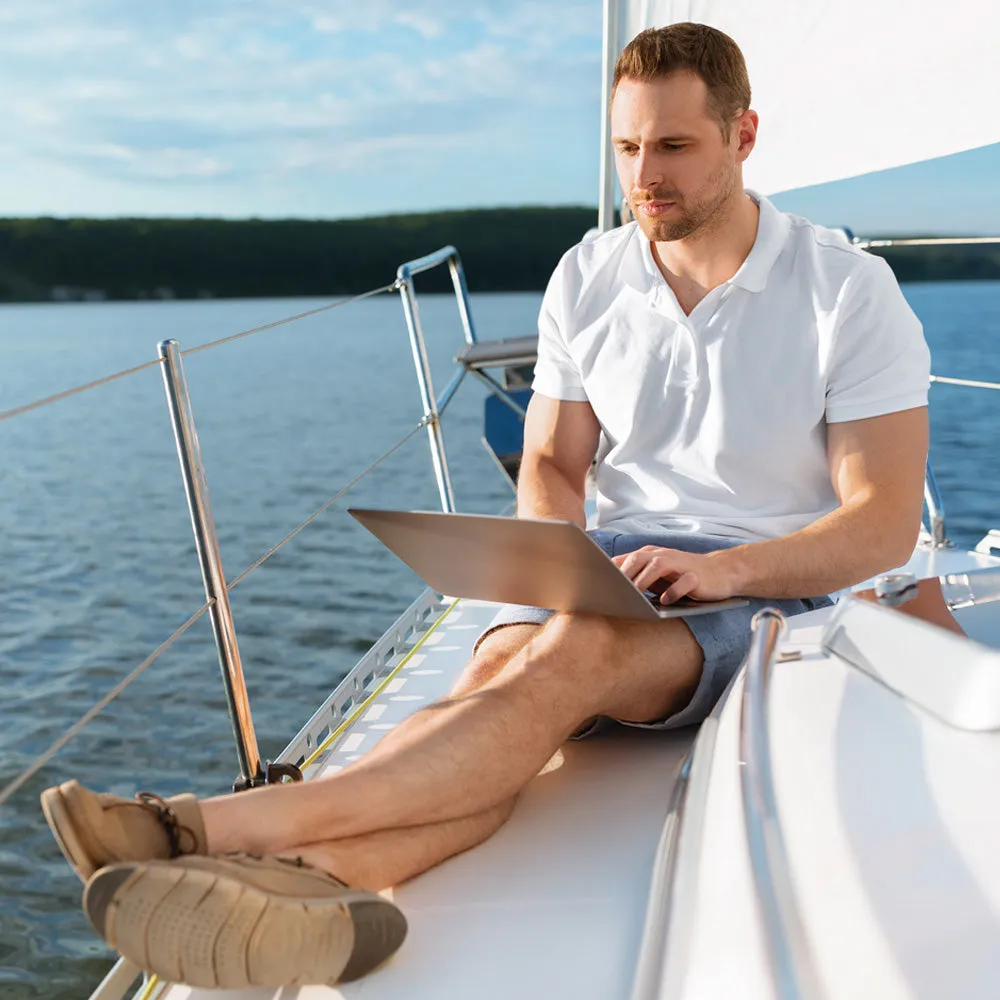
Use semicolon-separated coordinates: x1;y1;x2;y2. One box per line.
660;572;699;604
632;561;674;593
615;551;648;579
613;549;702;600
615;547;676;580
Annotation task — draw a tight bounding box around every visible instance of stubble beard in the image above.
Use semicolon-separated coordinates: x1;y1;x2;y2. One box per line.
631;158;740;244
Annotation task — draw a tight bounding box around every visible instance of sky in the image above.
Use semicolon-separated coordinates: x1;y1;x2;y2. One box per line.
2;0;999;235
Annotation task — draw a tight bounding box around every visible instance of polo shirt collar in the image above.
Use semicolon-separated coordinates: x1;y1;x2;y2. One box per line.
625;190;791;296
728;192;791;292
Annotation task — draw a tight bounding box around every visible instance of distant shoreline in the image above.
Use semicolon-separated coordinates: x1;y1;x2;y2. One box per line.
2;208;998;303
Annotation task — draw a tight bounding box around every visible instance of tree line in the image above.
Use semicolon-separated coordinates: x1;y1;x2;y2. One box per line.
0;208;997;303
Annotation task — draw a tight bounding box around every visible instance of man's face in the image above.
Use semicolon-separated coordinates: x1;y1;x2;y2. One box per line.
611;71;752;242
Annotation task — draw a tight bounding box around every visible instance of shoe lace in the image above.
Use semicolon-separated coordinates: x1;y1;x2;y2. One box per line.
238;851;346;886
128;792;198;858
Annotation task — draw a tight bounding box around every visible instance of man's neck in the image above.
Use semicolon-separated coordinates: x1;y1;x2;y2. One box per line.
651;191;760;315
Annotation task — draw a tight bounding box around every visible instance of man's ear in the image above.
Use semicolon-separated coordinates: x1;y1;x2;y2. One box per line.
735;109;758;161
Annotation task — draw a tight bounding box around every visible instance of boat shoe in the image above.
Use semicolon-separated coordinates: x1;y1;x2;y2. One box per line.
40;780;206;882
83;852;408;988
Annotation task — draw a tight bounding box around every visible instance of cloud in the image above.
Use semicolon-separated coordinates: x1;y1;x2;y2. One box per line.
0;0;602;214
393;11;446;40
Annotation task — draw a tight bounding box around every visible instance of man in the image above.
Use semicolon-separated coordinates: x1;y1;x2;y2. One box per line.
40;22;930;990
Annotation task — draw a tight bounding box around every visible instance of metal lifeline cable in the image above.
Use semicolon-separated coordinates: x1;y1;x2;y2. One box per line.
860;236;1000;248
931;374;1000;390
0;357;165;424
180;281;399;357
0;281;400;425
0;420;426;807
227;419;427;590
0;603;213;808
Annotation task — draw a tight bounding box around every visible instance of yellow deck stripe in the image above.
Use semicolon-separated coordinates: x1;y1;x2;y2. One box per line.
298;598;460;773
133;975;160;1000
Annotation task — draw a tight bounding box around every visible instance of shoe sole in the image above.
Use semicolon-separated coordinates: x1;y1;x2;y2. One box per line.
84;861;407;988
40;782;95;881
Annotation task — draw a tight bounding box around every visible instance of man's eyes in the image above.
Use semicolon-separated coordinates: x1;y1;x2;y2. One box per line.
615;143;686;154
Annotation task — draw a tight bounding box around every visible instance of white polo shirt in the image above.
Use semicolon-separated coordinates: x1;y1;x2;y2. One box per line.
532;194;931;541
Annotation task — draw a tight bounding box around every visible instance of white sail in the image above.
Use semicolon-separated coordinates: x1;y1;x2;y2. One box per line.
612;0;1000;196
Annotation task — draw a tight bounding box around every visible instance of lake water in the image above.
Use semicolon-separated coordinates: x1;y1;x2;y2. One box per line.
2;282;1000;998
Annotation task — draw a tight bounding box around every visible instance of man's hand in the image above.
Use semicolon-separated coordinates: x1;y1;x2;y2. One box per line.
612;546;740;604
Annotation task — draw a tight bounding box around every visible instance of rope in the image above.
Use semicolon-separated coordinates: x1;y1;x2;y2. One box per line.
299;598;460;772
0;282;400;425
0;603;212;808
931;374;1000;391
227;420;426;590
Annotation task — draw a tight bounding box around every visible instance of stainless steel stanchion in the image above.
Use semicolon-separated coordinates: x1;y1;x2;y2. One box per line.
923;462;949;549
396;275;456;513
158;339;265;789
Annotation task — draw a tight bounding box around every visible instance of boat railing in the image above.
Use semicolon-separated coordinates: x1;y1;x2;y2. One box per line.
923;461;948;549
920;373;1000;550
0;248;500;999
739;609;825;1000
0;247;495;811
395;245;477;512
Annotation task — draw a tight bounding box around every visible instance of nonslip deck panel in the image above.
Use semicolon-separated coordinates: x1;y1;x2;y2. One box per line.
312;598;500;769
163;597;693;1000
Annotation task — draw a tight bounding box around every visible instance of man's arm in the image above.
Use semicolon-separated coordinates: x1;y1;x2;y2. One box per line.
616;406;929;601
516;393;601;528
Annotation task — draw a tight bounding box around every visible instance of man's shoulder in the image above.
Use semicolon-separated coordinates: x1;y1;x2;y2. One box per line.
778;207;890;283
554;222;643;291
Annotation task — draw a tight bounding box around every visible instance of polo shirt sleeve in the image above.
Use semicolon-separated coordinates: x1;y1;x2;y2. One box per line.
825;255;931;424
531;257;589;402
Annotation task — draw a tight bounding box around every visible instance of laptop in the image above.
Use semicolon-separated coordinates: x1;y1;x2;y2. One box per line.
348;508;748;621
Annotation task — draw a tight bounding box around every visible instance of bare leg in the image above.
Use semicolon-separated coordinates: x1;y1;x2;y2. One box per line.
263;629;536;888
277;627;537;889
349;623;542;765
288;798;517;891
202;613;701;855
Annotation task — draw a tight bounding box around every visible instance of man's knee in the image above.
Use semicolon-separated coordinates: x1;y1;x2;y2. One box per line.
521;613;622;690
518;612;702;718
451;623;542;696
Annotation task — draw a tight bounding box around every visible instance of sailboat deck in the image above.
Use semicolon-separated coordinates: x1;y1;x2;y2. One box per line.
163;597;695;1000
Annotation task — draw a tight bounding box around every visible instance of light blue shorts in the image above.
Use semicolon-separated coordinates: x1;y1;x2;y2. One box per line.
474;529;832;734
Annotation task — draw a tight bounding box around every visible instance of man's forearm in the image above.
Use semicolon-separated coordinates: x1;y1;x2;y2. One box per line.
723;497;920;598
516;456;587;528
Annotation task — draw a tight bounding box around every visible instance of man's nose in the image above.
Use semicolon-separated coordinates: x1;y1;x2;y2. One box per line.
633;146;661;193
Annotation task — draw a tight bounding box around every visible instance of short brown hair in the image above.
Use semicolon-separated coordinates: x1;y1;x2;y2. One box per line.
612;23;751;135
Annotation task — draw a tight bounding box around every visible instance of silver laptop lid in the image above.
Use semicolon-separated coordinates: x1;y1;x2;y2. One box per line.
349;509;746;621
